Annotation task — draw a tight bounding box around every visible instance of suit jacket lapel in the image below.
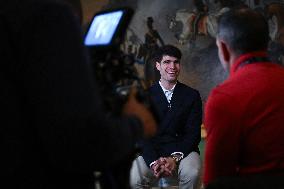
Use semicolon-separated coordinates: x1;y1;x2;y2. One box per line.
170;81;184;114
151;82;184;133
151;82;168;114
163;82;184;129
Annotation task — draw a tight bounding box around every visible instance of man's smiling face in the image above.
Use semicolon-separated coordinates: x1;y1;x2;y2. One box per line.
156;55;180;84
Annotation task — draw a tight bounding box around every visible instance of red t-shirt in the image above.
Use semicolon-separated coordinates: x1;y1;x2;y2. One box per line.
204;51;284;185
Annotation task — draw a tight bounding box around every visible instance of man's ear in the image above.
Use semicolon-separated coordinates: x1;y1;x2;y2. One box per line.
216;38;233;71
219;40;230;62
156;62;161;71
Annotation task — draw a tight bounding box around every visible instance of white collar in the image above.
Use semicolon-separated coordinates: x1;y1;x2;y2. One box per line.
159;81;177;93
159;81;177;103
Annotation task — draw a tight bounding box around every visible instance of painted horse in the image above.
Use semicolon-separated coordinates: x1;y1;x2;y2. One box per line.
169;7;229;44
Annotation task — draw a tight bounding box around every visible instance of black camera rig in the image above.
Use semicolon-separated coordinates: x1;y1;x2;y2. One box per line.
84;7;150;188
84;7;148;115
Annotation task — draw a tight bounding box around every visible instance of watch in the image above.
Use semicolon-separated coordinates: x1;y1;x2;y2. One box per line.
171;155;181;163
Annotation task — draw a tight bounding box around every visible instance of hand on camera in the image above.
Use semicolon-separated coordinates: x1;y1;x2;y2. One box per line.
123;87;157;138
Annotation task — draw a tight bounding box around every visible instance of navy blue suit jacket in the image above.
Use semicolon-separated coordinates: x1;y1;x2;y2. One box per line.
141;81;202;166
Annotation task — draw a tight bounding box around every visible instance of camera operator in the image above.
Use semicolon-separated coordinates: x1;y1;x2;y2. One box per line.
0;0;156;188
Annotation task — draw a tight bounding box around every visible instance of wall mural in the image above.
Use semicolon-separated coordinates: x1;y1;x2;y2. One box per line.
103;0;284;108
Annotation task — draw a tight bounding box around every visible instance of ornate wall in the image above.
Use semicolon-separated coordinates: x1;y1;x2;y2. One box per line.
82;0;284;109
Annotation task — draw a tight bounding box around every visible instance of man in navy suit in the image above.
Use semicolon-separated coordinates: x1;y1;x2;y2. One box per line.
130;45;202;189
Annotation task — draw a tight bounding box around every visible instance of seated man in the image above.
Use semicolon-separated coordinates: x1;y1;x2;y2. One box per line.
130;45;202;189
204;7;284;187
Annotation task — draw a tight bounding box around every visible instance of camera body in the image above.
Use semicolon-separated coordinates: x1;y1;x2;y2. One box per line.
84;8;150;188
84;7;146;115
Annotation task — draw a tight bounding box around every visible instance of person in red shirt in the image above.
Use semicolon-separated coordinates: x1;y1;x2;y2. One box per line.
204;8;284;187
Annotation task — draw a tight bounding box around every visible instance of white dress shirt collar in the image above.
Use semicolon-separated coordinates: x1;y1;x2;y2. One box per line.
159;81;177;103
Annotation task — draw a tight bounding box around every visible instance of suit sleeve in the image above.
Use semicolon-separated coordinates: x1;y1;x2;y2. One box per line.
203;90;241;185
140;88;159;166
175;90;202;156
19;3;143;172
140;139;159;166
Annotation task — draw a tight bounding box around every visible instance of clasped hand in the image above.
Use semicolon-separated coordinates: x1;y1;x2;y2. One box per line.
151;157;177;178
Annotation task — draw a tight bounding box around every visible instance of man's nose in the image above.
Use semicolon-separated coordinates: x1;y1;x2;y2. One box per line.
168;62;176;68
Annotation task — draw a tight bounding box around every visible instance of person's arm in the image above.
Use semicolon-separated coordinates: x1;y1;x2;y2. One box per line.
20;2;154;172
203;90;242;185
175;90;202;156
140;139;159;167
153;30;165;46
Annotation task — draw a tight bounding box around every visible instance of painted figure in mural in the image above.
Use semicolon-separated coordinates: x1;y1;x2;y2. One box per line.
265;2;284;41
190;0;209;42
169;1;230;44
169;9;212;44
141;17;165;88
130;45;202;189
263;2;284;66
169;0;248;45
204;8;284;188
269;27;284;65
122;28;143;62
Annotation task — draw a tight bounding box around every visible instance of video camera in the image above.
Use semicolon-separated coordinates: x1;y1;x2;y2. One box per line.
84;7;147;115
84;8;151;188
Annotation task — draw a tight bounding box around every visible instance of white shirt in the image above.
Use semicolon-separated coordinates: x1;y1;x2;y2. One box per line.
159;81;176;103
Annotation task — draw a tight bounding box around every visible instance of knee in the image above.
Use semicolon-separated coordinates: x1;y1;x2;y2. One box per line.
179;165;201;183
130;174;151;189
129;163;142;188
179;152;202;181
129;174;139;188
129;157;152;188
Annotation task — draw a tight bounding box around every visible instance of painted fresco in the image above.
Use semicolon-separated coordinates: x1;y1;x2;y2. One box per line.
99;0;284;106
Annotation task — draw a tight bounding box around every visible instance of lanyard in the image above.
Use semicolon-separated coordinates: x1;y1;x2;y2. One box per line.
238;57;270;69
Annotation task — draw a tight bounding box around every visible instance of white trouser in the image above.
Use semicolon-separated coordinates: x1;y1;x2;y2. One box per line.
130;152;201;189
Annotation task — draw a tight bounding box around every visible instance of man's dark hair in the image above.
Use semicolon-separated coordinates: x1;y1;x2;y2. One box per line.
217;8;269;56
153;44;182;63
